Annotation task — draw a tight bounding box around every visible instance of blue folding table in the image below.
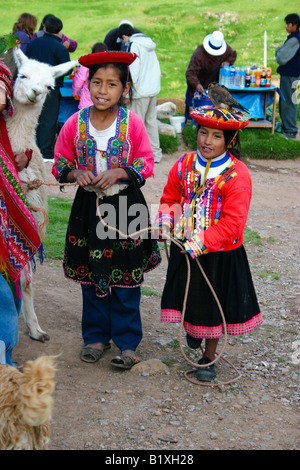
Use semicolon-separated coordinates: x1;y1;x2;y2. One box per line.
190;84;279;133
227;84;278;134
58;78;79;124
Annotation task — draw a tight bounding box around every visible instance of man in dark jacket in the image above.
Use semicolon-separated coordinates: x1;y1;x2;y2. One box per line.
275;13;300;139
185;30;236;115
26;15;72;160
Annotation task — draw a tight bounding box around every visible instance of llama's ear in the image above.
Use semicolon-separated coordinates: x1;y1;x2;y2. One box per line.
13;47;29;68
52;60;79;79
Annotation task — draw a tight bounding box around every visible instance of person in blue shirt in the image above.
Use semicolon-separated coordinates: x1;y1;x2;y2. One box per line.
26;15;72;160
12;12;37;54
275;13;300;139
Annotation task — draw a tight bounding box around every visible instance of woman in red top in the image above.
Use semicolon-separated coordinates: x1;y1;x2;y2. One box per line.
156;106;262;382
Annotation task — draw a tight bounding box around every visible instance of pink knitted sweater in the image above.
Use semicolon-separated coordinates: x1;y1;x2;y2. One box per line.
72;65;92;109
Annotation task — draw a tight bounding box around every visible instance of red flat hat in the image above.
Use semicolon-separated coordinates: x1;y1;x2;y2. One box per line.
79;50;138;67
190;106;250;130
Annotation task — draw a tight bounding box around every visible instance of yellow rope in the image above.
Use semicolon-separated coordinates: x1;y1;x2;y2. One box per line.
201;158;212;191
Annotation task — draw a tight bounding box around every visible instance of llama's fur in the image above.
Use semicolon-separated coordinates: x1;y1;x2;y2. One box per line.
4;48;78;341
0;356;56;450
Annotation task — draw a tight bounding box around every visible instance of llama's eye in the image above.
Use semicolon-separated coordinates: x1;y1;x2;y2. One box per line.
19;75;27;79
47;86;52;90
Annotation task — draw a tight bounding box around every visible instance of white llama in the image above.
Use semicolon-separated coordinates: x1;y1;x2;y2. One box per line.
5;48;78;342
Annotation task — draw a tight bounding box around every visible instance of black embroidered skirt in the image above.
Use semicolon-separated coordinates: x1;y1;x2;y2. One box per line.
161;242;262;338
63;185;161;297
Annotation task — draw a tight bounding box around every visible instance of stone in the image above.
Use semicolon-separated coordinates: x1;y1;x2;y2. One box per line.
130;358;170;375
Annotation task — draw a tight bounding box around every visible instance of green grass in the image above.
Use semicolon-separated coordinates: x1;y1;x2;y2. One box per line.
140;287;161;297
257;269;280;280
1;0;298;99
159;133;180;154
243;227;263;246
182;123;198;148
43;196;72;260
241;128;300;160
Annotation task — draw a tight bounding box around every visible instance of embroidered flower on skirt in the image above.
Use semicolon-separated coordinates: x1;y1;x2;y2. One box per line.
62;186;162;297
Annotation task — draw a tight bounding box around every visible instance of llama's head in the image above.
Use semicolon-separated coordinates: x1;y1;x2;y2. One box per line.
12;48;78;106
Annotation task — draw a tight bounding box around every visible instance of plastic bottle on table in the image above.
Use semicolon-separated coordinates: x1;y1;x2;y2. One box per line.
240;65;245;88
245;67;251;87
250;67;256;87
260;69;266;87
223;65;230;87
255;67;261;87
234;66;240;88
229;65;235;87
266;68;271;87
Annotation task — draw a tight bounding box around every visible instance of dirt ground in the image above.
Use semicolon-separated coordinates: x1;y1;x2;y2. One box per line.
14;138;300;451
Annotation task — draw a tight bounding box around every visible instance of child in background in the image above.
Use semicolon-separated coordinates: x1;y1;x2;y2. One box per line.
52;51;161;369
72;42;108;109
156;106;262;382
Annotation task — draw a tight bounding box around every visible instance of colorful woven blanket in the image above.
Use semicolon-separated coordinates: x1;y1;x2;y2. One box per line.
0;114;41;287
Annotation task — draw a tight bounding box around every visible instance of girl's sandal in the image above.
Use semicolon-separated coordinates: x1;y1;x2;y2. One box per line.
110;354;140;370
80;343;111;363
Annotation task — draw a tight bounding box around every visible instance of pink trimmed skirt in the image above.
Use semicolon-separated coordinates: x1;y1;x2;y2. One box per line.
161;243;262;339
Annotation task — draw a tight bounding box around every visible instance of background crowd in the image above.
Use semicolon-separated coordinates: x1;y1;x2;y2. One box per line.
9;11;300;161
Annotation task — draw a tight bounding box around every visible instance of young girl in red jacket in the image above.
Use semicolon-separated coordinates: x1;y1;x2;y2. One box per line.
156;106;262;382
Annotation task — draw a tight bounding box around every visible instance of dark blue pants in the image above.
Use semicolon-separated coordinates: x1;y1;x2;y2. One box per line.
36;87;61;160
81;285;142;352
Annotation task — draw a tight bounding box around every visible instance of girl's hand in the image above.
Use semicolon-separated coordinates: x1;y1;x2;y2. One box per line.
14;152;29;172
93;168;129;191
68;169;95;187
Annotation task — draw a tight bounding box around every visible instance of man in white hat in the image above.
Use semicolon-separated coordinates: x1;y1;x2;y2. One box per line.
185;30;236;100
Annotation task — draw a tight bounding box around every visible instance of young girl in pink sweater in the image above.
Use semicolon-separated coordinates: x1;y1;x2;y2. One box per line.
53;51;161;369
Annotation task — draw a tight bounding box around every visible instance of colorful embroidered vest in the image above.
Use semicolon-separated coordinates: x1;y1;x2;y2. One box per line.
175;151;237;240
77;106;131;174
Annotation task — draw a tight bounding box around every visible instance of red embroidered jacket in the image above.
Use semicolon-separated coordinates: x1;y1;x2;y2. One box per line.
156;151;252;258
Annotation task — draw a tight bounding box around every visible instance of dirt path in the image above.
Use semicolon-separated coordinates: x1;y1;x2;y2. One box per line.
14;144;300;450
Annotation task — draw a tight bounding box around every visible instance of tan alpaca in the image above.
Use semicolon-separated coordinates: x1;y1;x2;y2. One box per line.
0;356;56;450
